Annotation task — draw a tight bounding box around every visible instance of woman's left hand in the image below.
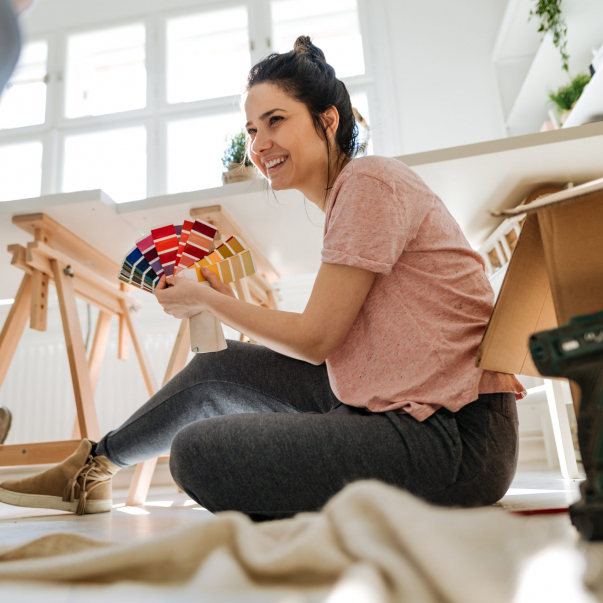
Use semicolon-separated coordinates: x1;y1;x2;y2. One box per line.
154;267;236;319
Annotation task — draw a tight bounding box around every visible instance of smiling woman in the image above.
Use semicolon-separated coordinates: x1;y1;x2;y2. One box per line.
244;35;361;210
1;36;525;522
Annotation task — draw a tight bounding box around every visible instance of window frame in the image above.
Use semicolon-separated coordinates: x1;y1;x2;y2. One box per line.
0;0;398;203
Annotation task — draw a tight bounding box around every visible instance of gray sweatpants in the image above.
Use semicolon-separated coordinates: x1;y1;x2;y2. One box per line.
95;340;518;520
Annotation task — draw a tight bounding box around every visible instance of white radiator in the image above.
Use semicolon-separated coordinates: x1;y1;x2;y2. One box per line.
0;273;317;447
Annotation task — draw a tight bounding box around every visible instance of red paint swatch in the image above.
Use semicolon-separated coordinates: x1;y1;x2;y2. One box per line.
176;219;217;272
151;225;179;277
175;220;194;270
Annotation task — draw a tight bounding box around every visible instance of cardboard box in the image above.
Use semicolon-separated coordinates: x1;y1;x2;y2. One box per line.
477;177;603;384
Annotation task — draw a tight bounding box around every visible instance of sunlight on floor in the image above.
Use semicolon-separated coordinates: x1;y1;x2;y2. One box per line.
143;500;174;507
505;488;568;496
513;545;593;603
115;506;150;515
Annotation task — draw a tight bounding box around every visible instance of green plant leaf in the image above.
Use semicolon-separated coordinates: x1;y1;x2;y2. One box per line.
222;129;253;169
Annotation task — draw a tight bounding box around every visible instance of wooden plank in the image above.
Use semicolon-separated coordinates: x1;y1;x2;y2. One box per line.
119;300;157;397
246;276;269;305
25;246;121;315
29;227;52;332
72;310;112;440
118;283;129;360
163;318;191;384
13;213;120;284
27;240;138;307
234;278;253;303
0;440;80;466
266;288;279;310
7;244;32;275
52;259;101;442
126;458;159;506
29;270;50;331
89;311;112;391
126;318;191;506
0;274;32;391
190;205;280;282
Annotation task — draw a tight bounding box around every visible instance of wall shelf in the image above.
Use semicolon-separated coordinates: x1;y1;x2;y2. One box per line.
493;0;603;136
563;65;603;128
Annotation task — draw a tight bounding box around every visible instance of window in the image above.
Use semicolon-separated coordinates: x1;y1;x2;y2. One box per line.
0;141;43;201
0;1;383;204
167;112;244;193
62;127;147;202
0;41;48;130
167;7;251;104
271;0;365;78
65;24;146;119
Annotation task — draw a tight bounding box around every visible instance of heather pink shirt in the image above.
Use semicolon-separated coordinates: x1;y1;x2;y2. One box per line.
321;156;525;422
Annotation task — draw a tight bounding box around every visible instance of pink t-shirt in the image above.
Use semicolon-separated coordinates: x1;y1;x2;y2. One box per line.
321;156;526;422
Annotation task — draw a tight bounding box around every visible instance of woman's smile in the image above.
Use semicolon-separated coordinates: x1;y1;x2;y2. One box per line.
264;155;289;174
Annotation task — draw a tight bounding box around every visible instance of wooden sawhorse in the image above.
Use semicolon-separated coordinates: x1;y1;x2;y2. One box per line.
0;213;158;467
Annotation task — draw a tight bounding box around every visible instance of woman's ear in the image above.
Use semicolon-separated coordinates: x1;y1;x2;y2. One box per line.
323;106;340;140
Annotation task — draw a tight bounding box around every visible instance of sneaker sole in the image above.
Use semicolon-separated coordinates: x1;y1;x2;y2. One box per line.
0;487;111;514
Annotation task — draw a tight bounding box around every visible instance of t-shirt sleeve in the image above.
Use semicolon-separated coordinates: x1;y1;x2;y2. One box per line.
321;173;408;275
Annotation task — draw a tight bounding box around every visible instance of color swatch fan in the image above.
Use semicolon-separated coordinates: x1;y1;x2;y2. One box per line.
119;219;256;354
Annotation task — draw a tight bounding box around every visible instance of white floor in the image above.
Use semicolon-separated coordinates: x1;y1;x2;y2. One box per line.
0;468;599;603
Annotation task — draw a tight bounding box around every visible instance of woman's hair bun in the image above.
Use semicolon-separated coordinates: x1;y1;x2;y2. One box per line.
293;35;326;63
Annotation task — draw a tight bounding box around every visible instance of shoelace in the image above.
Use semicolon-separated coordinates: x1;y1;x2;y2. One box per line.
62;455;113;515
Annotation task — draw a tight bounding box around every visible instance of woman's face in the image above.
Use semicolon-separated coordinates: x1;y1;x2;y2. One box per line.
244;83;331;192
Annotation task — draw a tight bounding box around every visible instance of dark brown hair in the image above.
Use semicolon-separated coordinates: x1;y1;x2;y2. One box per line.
246;35;366;194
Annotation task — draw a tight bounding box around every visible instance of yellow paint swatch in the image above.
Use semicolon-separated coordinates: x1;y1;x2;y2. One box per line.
191;249;256;284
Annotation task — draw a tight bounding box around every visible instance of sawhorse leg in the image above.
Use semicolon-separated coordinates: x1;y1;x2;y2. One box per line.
0;274;32;393
544;378;580;479
124;316;187;506
52;260;101;442
72;310;112;439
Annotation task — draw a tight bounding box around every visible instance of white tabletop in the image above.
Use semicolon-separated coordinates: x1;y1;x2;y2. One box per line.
2;121;603;301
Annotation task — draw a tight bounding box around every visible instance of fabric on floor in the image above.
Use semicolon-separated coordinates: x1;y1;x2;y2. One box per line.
0;480;562;603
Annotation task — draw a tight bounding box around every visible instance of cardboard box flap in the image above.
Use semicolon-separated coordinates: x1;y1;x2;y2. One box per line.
477;213;557;377
538;189;603;323
494;176;603;218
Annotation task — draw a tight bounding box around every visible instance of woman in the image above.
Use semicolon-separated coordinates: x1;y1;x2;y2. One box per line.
0;37;525;521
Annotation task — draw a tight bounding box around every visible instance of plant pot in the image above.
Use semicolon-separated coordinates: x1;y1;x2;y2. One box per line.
560;100;578;126
222;163;257;185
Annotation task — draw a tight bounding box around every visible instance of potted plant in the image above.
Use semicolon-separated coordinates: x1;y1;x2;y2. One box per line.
222;130;257;184
548;72;591;124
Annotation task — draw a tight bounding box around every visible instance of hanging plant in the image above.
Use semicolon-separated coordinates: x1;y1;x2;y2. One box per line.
529;0;570;73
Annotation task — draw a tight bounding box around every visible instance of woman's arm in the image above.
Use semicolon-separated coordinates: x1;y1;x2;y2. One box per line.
156;262;375;364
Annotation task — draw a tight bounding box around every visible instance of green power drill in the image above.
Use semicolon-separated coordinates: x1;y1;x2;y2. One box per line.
529;310;603;540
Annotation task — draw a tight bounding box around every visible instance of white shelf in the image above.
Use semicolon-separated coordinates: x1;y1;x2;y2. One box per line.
497;0;603;135
563;66;603;128
400;121;603;247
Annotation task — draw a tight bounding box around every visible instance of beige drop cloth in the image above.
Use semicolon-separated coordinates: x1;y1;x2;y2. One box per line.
0;481;562;603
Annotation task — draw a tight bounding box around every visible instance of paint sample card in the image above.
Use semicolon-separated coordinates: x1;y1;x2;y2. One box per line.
197;236;248;267
187;249;256;284
151;225;179;277
175;220;194;270
136;234;164;277
176;219;218;273
119;247;159;292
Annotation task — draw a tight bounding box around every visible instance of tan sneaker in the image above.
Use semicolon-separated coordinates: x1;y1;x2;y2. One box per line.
0;439;120;515
0;406;12;445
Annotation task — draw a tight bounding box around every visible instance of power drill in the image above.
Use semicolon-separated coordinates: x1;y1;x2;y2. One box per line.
529;310;603;540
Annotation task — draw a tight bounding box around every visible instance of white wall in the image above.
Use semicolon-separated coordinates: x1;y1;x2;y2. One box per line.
382;0;508;154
